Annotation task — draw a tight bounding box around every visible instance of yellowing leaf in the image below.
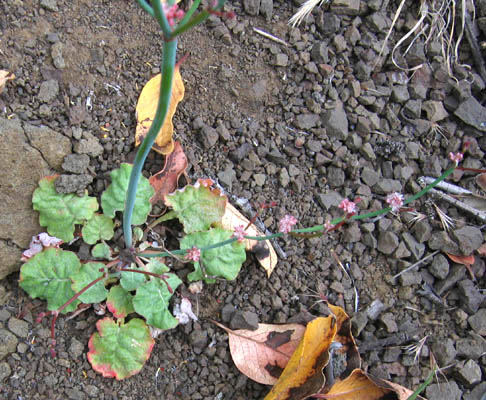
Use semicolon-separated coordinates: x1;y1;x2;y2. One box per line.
135;67;184;155
212;320;306;385
0;70;15;94
221;203;278;277
264;316;337;400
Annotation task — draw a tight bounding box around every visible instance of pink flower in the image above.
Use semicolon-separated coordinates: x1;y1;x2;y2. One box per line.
185;246;201;262
386;192;404;213
233;225;246;242
163;3;185;27
339;198;357;214
449;152;463;165
324;220;334;231
278;215;298;233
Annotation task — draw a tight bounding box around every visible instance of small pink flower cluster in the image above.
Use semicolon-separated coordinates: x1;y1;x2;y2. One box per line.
386;192;404;213
185;246;201;262
163;3;185;27
233;225;246;242
449;152;464;165
339;198;357;214
279;215;298;234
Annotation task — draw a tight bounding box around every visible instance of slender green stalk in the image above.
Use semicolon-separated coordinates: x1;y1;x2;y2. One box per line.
135;0;154;17
123;39;178;249
407;369;435;400
177;0;202;28
152;0;174;37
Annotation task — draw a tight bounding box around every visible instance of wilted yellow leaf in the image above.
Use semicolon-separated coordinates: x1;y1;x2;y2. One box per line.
0;70;15;94
135;67;184;155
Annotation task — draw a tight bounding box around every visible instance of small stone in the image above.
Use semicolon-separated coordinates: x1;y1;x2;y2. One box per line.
391;85;410;103
458;280;485;314
243;0;260;15
399;270;422;286
432;338;456;365
230;311;259;330
295;113;319;130
73;132;103;157
316;12;341;35
454;96;486;132
428;231;460;254
359;142;376;161
422;100;448;122
200;125;219;148
0;328;18;360
38;79;59;103
189;329;208;353
351;311;368;336
429;254;449;279
456;336;486;360
51;42;65;69
373;179;402;195
24;124;71;170
327;167;345;187
260;0;273;20
321;101;348;141
55;174;93;194
0;361;11;381
69;337;84;359
217;166;236;192
311;42;329;64
426;380;462;400
62;154;90;174
279;168;290;187
317;191;343;210
412;220;432;243
275;53;288;67
331;0;361;15
456;359;482;386
343;222;361;242
377;231;399;255
221;304;236;323
464;382;486;400
7;317;29;338
402;232;425;260
451;226;483;255
379;312;398;333
361;167;380;186
84;385;99;398
468;308;486;336
40;0;58;12
366;299;385;320
253;174;266;186
229;143;252;162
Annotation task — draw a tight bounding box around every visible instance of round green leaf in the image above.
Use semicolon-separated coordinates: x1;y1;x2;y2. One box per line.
82;214;114;245
133;274;182;330
120;265;147;291
146;259;169;276
165;182;227;233
91;242;112;259
101;163;154;225
88;317;154;380
33;176;98;242
19;248;81;313
106;285;135;319
181;227;246;283
71;262;108;303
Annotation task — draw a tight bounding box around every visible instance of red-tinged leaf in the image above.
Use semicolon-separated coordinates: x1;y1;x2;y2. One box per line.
212;320;306;385
88;317;154;380
106;285;135;319
446;252;476;280
149;141;188;204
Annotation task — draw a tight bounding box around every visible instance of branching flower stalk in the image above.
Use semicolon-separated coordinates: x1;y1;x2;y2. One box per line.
124;0;228;250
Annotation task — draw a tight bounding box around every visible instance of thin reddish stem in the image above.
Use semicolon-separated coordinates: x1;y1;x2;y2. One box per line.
456;167;486;173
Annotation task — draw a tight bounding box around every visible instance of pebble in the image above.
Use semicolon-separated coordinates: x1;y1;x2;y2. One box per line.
435;264;466;295
401;232;425;260
377;231;399;255
468;308;486;336
422;100;449;122
200;125;219;149
38;79;59;103
73;132;104;157
327;167;345;187
456;335;486;360
451;226;483;255
7;317;29;338
229;143;252;163
0;361;11;380
55;174;93;194
40;0;58;12
68;337;84;359
426;380;462;400
217;165;236;191
295;113;319;130
366;299;385;320
317;191;343;210
351;311;368;336
190;329;208;353
62;154;90;174
51;42;65;69
429;254;450;279
456;359;482;386
428;231;460;254
274;53;288;67
243;0;260;15
321;101;349;141
432;338;457;365
458;280;484;314
0;328;18;360
230;311;259;330
379;312;398;333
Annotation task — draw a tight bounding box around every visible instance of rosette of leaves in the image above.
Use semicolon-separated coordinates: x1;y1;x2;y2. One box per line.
32;176;98;242
101;163;154;225
181;227;246;283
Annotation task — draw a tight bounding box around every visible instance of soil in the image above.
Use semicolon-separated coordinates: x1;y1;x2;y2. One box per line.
1;0;486;399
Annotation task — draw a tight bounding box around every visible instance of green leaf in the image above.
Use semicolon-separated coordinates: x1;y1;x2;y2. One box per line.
133;227;144;242
120;265;147;291
19;248;81;313
106;286;134;318
92;242;112;259
101;163;154;225
71;263;108;303
165;181;227;233
87;317;154;380
146;259;169;276
181;227;246;283
82;214;115;245
133;274;182;330
33;176;98;242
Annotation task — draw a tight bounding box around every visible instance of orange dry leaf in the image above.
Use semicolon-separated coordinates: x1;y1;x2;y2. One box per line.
0;70;15;94
221;203;278;277
212;320;305;385
135;67;184;155
149;141;188;204
446;253;476;280
264;316;337;400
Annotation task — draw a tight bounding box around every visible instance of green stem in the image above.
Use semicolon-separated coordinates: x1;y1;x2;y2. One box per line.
152;0;174;37
123;39;178;249
136;0;154;17
139;165;458;258
176;0;201;28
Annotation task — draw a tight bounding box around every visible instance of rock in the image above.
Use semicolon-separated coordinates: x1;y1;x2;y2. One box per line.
311;42;329;64
451;226;483;255
73;132;103;157
38;79;59;103
200;125;219;149
260;0;273;19
454;96;486;132
62;154;90;174
317;191;343;210
243;0;260;15
373;179;402;195
24;124;71;170
351;311;368;336
468;308;486;335
0;119;55;279
359;142;376;161
54;174;93;194
391;85;410;103
361;167;380;186
40;0;59;12
321;101;348;140
331;0;361;15
229;143;252;162
343;222;361;242
377;231;399;255
412;220;432;243
316;12;341;35
84;385;99;398
221;304;236;322
51;42;65;69
295;113;319;130
379;313;398;333
456;335;486;360
402;232;425;260
428;231;460;254
275;53;288;67
0;361;11;381
435;264;466;295
422;100;448;122
327;167;345;187
279;168;290;187
366;299;385;320
7;317;29;338
458;280;485;314
68;337;84;359
429;254;449;279
464;382;486;400
432;338;456;365
426;380;462;400
230;310;259;330
456;359;482;386
399;269;422;286
0;328;18;360
217;165;236;192
189;329;208;353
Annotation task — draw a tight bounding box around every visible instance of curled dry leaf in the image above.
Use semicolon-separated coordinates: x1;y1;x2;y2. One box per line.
149;141;188;204
135;66;184;155
0;70;15;94
446;252;476;280
212;320;305;385
221;202;278;277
